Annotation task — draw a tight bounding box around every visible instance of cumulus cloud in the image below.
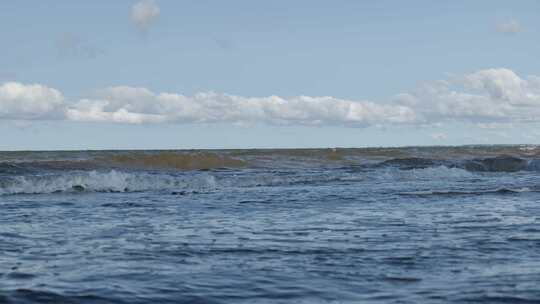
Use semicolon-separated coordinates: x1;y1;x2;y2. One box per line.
496;19;522;34
66;99;166;124
3;68;540;128
0;82;64;120
131;0;160;31
394;68;540;124
65;86;416;126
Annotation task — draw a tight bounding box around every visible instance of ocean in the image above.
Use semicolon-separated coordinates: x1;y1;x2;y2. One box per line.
1;146;540;303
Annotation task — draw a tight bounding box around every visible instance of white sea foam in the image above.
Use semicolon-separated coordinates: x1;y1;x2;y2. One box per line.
0;170;217;195
0;166;474;195
519;145;539;152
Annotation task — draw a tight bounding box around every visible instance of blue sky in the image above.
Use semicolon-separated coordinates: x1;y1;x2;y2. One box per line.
1;0;539;150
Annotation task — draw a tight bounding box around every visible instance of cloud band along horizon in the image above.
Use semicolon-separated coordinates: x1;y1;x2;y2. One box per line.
1;68;539;127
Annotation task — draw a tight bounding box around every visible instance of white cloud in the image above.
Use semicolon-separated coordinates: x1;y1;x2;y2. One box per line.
0;82;64;120
496;19;522;34
66;99;166;124
394;68;540;124
65;86;417;126
3;68;540;129
131;0;160;31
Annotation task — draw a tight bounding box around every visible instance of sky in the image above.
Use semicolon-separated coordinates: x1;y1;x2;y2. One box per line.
1;0;539;150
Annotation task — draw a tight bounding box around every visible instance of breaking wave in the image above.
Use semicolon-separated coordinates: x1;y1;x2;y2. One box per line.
0;164;537;196
0;170;217;195
378;156;540;173
399;187;535;197
0;170;369;195
3;148;540;195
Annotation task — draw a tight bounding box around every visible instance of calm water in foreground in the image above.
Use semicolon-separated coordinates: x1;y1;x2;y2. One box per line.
1;146;540;303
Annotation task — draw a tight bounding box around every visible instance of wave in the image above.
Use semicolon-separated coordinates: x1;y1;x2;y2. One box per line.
0;163;30;175
0;168;373;195
379;157;442;169
3;147;540;173
0;164;537;196
399;187;534;197
382;166;475;180
0;151;247;174
463;156;529;172
378;156;540;172
0;170;217;195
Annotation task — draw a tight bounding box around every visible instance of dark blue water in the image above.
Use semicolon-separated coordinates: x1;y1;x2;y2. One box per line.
1;147;540;303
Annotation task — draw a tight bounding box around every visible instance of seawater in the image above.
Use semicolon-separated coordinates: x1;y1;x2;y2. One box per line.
1;146;540;303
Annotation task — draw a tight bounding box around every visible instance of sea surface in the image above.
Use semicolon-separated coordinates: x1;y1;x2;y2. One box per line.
1;146;540;303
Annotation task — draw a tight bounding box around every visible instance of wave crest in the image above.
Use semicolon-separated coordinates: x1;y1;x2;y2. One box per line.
0;170;217;195
400;187;534;196
378;156;540;172
464;156;528;172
